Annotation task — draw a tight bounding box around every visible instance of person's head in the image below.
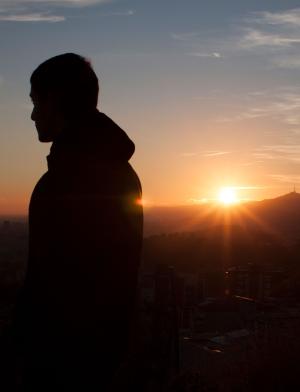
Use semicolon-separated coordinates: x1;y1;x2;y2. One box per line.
30;53;99;142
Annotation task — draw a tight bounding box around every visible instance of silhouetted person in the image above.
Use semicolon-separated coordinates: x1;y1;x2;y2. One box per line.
11;53;143;391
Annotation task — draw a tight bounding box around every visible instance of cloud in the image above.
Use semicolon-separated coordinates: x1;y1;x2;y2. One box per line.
220;90;300;125
171;7;300;70
171;30;229;60
240;29;300;49
253;151;279;161
264;145;300;154
203;151;231;157
253;8;300;27
188;52;222;58
99;10;135;16
239;8;300;54
0;12;64;21
171;8;300;70
254;144;300;163
180;150;231;158
0;0;112;22
0;1;110;6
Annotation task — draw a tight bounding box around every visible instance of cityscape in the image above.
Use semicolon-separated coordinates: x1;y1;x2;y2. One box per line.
2;192;300;390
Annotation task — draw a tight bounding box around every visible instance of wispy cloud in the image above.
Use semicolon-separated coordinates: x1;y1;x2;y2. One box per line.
180;150;231;158
171;7;300;69
240;29;300;49
187;52;222;58
254;144;300;163
0;12;64;21
171;31;227;60
253;151;279;161
203;151;231;157
264;144;300;154
0;0;112;22
220;90;300;125
0;1;110;6
253;8;300;27
99;10;135;17
240;9;300;49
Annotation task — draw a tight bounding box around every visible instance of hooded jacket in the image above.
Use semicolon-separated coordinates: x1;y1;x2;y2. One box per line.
14;110;143;358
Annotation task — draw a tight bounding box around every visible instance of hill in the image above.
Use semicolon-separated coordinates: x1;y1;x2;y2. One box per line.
144;192;300;244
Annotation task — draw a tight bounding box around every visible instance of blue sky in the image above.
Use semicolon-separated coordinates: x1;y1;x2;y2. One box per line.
2;0;300;213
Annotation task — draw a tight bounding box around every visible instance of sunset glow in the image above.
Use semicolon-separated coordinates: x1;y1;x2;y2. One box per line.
1;1;300;215
218;187;238;205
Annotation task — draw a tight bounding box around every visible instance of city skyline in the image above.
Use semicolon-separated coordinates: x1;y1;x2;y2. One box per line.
2;0;300;214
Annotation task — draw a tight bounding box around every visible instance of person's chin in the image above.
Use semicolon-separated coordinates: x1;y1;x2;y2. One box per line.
35;124;52;142
38;133;53;143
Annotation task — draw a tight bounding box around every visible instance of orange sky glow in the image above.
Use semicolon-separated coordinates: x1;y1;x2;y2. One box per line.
1;2;300;215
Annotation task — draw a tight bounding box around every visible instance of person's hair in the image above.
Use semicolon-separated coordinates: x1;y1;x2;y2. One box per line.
30;53;99;113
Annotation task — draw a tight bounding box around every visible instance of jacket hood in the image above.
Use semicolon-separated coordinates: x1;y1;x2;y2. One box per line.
47;110;135;170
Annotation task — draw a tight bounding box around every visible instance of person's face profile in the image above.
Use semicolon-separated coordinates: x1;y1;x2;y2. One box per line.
30;88;62;143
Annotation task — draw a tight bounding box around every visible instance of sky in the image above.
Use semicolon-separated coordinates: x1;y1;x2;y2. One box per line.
2;0;300;214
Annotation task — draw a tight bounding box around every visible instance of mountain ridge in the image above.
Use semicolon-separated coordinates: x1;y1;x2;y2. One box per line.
144;192;300;241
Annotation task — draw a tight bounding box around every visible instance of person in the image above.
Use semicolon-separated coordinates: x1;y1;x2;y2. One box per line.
11;53;143;391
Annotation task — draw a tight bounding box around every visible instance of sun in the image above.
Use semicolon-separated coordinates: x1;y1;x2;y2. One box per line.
218;187;238;205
